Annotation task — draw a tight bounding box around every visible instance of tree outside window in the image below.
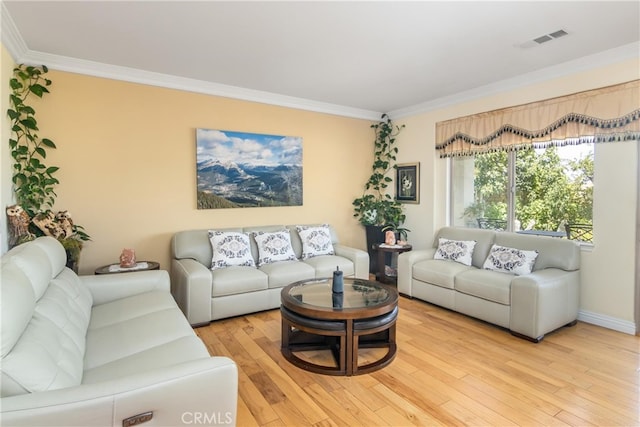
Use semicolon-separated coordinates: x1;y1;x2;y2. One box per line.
451;144;594;242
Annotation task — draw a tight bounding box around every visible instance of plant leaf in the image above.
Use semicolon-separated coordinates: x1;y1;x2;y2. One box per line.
41;138;56;149
20;117;38;130
29;84;48;97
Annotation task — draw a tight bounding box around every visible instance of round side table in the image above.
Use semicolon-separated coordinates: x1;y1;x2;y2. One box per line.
373;244;412;284
94;261;160;275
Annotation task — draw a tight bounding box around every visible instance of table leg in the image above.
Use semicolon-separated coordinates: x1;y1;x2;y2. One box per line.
377;249;386;283
345;319;354;376
281;316;290;349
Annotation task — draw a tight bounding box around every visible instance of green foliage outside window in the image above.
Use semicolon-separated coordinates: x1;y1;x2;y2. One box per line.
464;146;593;232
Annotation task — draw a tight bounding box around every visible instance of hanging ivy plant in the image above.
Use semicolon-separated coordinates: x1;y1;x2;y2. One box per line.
352;114;407;230
8;64;59;218
7;64;90;260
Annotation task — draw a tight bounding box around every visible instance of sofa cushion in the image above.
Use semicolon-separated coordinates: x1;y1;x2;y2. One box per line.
210;266;268;297
434;238;476;266
9;243;57;301
455;268;513;305
483;244;538;276
89;289;178;329
83;335;208;384
296;224;335;259
0;261;35;360
412;259;474;289
259;260;315;288
85;292;196;371
302;255;354;279
172;228;241;267
435;227;495;269
253;230;297;266
494;232;580;271
1;268;92;396
288;224;340;259
208;231;255;270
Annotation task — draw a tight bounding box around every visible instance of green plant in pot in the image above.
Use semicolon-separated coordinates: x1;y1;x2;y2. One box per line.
352;114;408;272
7;64;90;271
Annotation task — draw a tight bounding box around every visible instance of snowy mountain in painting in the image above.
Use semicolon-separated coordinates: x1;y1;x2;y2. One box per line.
197;159;302;207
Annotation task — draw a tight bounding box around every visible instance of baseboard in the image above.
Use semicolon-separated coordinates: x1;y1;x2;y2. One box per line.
577;309;637;335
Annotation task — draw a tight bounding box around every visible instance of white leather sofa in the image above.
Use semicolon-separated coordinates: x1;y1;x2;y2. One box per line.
1;236;238;427
398;227;581;342
171;224;369;326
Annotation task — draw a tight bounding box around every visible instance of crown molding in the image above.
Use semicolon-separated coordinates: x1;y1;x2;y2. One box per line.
3;1;637;122
390;41;640;119
1;1;380;121
1;1;27;58
19;49;383;121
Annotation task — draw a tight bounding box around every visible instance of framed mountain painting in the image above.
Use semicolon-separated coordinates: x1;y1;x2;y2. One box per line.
196;128;303;209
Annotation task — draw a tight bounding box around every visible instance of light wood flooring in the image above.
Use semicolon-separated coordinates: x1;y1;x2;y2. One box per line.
195;296;639;426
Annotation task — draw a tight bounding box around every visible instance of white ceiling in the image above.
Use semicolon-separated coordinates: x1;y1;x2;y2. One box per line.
2;1;639;119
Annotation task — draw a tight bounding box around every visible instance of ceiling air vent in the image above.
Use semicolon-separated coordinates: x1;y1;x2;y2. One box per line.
534;35;553;44
549;29;568;39
518;29;569;48
534;29;569;44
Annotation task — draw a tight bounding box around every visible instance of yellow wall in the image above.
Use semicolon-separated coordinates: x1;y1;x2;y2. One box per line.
397;58;639;330
26;70;373;274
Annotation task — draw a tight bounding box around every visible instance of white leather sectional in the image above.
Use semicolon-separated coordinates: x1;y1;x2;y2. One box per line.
170;224;369;326
398;226;581;342
1;236;238;426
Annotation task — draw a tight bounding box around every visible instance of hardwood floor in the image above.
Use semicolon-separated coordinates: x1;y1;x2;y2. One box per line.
195;296;639;426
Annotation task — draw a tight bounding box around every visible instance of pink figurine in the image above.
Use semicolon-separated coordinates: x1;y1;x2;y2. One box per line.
385;230;396;246
119;248;136;268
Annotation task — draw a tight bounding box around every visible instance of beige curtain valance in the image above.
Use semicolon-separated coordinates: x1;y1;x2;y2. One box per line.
436;80;640;158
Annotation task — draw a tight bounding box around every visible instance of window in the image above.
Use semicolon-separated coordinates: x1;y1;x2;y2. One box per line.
451;143;594;243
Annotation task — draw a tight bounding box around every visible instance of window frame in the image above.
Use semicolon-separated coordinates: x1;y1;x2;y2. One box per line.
449;145;595;245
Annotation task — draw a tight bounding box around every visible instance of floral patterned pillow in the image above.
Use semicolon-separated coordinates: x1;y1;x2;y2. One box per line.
208;231;255;270
253;230;298;266
483;244;538;275
434;238;476;266
296;225;335;260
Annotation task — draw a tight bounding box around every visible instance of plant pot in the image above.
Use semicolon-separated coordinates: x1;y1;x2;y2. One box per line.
65;249;80;273
63;240;83;274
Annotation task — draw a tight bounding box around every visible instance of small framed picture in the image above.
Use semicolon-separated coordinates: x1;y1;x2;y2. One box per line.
396;163;420;203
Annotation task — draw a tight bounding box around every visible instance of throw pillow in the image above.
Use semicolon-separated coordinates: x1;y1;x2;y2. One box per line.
434;238;476;266
483;244;538;275
208;231;255;270
296;224;335;259
253;230;298;266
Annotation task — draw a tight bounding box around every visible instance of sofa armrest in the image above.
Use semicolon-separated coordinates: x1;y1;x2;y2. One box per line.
170;258;213;326
0;357;238;427
397;249;436;296
80;270;170;306
510;268;580;340
333;244;369;279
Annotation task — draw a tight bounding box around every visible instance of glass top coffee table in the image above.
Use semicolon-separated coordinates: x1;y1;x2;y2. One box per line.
280;277;398;376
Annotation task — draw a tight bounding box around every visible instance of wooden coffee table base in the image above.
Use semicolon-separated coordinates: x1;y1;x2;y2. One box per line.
281;306;397;376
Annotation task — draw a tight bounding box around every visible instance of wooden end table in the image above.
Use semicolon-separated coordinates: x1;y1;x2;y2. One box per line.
374;244;412;284
281;277;398;376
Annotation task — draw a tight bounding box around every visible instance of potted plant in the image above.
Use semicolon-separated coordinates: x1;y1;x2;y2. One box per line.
352;114;407;272
6;64;90;270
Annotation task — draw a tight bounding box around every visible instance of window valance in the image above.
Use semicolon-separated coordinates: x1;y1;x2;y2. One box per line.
435;80;640;158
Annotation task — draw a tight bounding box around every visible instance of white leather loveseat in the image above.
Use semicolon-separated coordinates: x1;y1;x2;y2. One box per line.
1;236;238;427
171;224;369;326
398;227;581;342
